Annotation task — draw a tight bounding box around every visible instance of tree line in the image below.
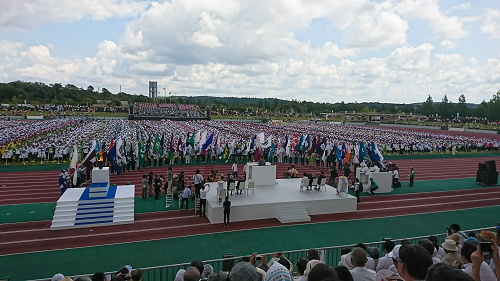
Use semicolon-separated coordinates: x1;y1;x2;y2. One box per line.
1;80;499;121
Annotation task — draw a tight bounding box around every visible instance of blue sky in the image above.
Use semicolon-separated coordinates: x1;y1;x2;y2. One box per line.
0;0;499;104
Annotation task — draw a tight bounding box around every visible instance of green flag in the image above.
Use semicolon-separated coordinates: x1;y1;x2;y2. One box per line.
188;130;195;147
153;134;163;156
220;143;230;163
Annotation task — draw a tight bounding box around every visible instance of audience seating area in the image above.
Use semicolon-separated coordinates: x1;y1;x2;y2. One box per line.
48;225;500;281
133;103;203;117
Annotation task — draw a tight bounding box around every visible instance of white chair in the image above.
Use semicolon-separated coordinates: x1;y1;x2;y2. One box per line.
246;181;255;196
219;189;227;205
228;181;236;196
311;178;318;190
339;182;348;197
300;177;309;192
318;177;327;192
165;193;173;208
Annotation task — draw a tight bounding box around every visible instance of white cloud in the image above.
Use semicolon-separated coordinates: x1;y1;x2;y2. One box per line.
480;9;500;38
344;12;408;48
0;0;150;33
439;40;455;50
393;0;469;40
0;40;23;63
445;3;472;14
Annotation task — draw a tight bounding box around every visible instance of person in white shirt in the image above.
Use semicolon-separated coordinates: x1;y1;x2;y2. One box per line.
349;247;376;281
232;161;238;178
376;240;396;272
199;184;210;217
460;241;497;281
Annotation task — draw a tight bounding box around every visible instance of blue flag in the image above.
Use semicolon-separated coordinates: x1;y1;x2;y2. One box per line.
341;143;346;160
316;137;327;156
250;135;256;150
359;141;367;163
334;144;342;163
202;132;214;150
269;142;275;161
370;141;380;162
108;143;121;174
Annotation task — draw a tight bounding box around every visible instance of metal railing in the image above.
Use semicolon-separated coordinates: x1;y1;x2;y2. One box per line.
28;226;496;281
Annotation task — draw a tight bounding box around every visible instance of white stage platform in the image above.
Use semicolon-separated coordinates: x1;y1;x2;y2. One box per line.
51;167;135;230
205;178;357;224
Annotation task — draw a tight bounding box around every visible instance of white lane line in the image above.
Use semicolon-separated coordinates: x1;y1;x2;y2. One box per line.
2;197;499;246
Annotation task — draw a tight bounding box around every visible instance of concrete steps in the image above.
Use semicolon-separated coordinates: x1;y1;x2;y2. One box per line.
276;205;311;224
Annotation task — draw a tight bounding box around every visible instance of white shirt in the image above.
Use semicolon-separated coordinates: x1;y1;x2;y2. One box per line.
462;262;497;281
349;267;376;281
376;256;393;272
232;163;238;172
199;187;210;199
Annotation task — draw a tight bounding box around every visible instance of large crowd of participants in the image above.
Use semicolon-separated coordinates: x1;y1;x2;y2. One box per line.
48;223;500;281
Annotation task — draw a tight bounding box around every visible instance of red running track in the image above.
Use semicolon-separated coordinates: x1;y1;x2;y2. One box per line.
0;156;499;256
1;156;499;205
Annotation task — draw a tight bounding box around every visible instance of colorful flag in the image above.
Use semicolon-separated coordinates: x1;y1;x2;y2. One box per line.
108;141;121;174
344;144;351;164
359;141;367;163
220;143;230;163
202;132;214;150
153;134;162;156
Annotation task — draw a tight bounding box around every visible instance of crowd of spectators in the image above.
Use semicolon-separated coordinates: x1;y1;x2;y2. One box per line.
133;103;203;118
50;223;500;281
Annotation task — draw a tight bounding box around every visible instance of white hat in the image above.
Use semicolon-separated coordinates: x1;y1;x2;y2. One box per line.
441;239;458;252
339;253;354;270
388;245;401;259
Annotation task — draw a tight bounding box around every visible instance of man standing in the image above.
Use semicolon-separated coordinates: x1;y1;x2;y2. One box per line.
232;161;238;179
199;184;210;217
349;247;376;281
354;178;362;203
393;167;400;188
192;169;204;197
166;167;173;193
408;167;415;187
148;172;154;197
180;184;191;210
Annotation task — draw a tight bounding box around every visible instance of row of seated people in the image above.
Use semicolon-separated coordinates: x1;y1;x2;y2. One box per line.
50;223;500;281
133;103;202;117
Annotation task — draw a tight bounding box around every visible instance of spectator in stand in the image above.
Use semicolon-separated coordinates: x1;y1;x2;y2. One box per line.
91;272;106;281
441;240;463;268
396;244;433;281
419;239;441;264
174;269;185;281
229;261;262;281
376;240;396;272
190;259;204;278
201;265;213;281
387;245;402;274
447;224;468;245
353;243;375;271
295;258;308;281
460;242;497;280
349;247;376;281
52;273;65;281
334;266;354;281
184;266;201;281
265;262;293;281
426;263;474;281
131;269;143;281
308;263;339;281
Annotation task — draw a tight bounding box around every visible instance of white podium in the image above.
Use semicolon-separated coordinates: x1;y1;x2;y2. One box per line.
369;172;393;193
246;162;277;186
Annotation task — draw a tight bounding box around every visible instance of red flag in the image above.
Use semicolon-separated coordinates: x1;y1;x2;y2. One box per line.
169;134;174;152
109;138;114;151
253;148;261;162
177;137;183;157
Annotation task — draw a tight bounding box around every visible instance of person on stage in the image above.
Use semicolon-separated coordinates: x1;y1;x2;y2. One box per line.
223;196;231;227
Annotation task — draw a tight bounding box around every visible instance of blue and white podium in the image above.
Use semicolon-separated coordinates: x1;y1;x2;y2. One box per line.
50;167;135;230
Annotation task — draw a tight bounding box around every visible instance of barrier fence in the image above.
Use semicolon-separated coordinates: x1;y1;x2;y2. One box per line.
28;226;495;281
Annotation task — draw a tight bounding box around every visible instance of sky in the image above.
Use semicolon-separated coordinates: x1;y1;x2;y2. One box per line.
0;0;499;104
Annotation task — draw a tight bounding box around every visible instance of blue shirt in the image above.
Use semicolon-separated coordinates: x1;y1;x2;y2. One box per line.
182;187;191;198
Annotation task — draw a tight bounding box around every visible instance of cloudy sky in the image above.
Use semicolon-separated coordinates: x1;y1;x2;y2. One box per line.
0;0;499;104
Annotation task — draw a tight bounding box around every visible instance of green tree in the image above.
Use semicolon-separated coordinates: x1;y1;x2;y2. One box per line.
419;95;437;116
438;95;454;119
487;90;500;121
472;101;488;118
455;94;469;117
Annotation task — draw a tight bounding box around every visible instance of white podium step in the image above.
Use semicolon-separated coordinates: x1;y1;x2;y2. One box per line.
276;205;311;224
